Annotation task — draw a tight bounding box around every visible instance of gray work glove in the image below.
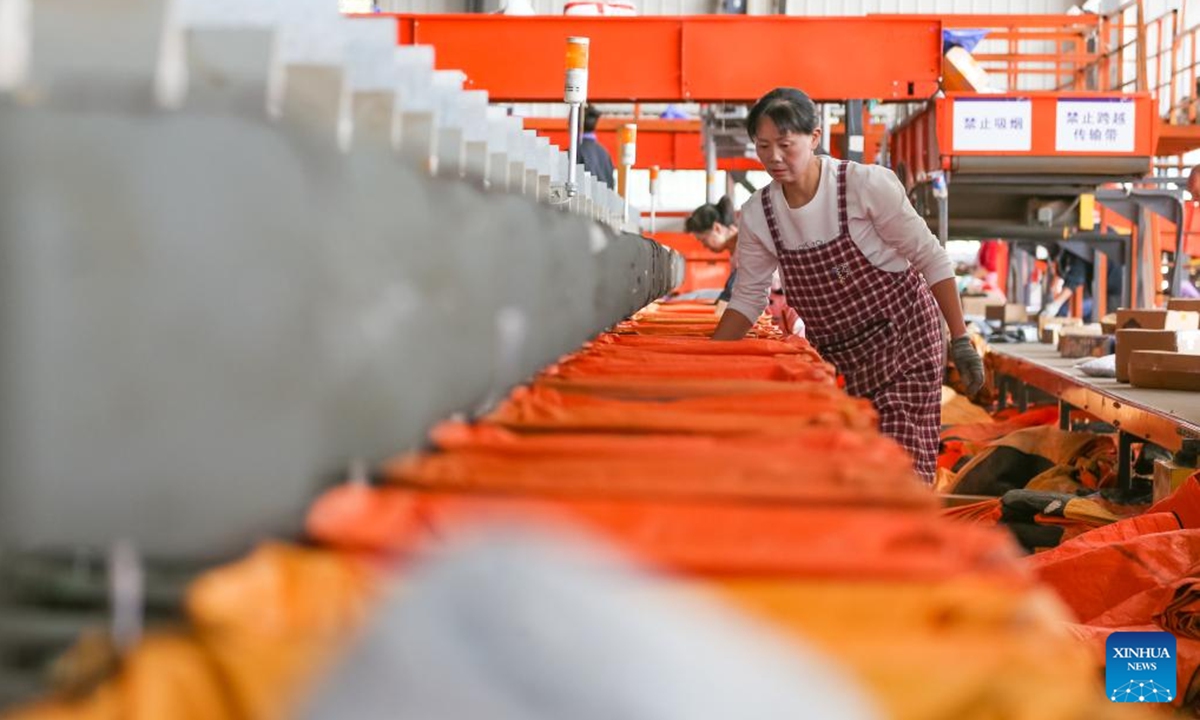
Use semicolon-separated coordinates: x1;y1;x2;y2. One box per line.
1039;299;1065;319
950;336;985;396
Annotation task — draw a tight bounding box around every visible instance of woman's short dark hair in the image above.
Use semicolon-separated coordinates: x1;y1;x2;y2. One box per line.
685;196;735;233
746;87;820;140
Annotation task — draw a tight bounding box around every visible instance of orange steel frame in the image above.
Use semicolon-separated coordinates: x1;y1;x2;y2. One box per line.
890;10;1200;162
351;10;1196;305
890;92;1157;188
649;232;731;295
897;8;1200;313
369;14;942;103
353;10;1200;161
894;13;1105;92
1078;0;1200;162
521;117;888;171
523;118;758;172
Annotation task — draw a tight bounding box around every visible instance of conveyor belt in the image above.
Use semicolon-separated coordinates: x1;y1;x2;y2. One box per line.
988;342;1200;454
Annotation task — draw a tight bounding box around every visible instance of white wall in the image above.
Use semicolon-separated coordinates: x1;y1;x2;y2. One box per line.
783;0;1076;14
375;0;723;12
622;168;773;214
377;0;1081;13
375;0;472;11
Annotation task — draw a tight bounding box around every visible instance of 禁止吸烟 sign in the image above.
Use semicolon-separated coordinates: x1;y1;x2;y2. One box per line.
951;98;1033;152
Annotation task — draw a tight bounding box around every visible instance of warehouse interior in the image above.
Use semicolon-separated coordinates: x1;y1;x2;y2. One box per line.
4;0;1200;717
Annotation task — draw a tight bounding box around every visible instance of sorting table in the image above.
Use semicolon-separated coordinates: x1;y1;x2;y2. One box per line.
988;342;1200;487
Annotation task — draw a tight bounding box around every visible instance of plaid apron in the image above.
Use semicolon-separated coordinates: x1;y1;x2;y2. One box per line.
760;160;943;482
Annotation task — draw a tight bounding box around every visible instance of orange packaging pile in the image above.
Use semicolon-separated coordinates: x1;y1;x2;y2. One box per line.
10;301;1155;720
306;301;1147;720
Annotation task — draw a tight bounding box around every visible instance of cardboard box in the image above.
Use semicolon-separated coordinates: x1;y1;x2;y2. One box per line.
1115;329;1200;382
943;46;993;93
1115;309;1200;331
986;303;1028;324
1038;315;1082;334
1168;298;1200;313
1044;323;1100;346
1057;325;1107;358
962;296;1001;317
1153;458;1199;503
1059;333;1112;359
1128;350;1200;391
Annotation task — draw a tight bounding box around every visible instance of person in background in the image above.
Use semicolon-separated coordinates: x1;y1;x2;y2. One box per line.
1041;247;1093;321
711;87;983;484
578;105;615;190
1179;257;1200;299
660;104;690;119
976;239;1001;290
686;197;739;309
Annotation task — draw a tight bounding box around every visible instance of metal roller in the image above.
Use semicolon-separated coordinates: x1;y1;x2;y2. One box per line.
949;154;1152;177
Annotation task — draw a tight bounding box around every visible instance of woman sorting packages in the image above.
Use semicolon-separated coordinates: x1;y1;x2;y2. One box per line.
713;87;984;483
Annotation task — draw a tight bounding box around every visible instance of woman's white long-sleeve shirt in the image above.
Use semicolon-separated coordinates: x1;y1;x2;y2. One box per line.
726;159;956;323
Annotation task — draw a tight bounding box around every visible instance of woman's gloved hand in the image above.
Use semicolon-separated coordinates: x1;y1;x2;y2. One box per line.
950;336;985;396
1038;299;1065;318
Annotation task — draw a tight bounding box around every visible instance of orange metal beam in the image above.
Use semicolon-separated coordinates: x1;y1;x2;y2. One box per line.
894;13;1100;29
1155;120;1200;156
369;14;942;102
525;118;759;171
973;54;1098;63
1187;204;1200;257
984;32;1094;41
521;117;887;170
523;118;703;133
647;232;731;294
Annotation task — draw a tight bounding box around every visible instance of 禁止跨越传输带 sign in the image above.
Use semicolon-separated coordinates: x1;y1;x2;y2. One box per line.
1056;98;1136;153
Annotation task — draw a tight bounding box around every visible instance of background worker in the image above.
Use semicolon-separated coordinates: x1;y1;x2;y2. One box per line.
685;196;739;309
712;87;984;483
1041;247;1092;321
578;105;615;190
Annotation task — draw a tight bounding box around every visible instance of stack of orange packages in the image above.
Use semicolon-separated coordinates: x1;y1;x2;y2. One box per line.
304;302;1145;720
10;302;1152;720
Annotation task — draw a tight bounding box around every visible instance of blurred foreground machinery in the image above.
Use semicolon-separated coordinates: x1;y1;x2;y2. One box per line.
0;3;679;701
0;1;679;562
